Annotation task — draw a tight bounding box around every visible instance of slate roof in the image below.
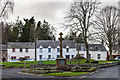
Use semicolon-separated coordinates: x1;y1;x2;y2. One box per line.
77;43;106;51
8;42;35;49
36;40;76;48
7;40;107;51
37;40;106;51
0;45;7;50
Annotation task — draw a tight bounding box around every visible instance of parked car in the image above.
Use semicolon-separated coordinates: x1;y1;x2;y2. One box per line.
25;59;34;61
114;56;120;60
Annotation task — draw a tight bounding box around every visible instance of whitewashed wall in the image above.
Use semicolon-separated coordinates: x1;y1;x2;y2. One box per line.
37;48;107;61
7;49;35;62
37;48;76;61
79;51;107;60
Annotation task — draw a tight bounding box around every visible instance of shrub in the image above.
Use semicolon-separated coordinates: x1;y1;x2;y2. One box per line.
21;69;63;74
32;70;46;74
71;67;96;72
88;67;96;72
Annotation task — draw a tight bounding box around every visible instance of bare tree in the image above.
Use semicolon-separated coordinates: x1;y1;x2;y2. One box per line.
94;6;120;60
0;0;14;21
64;0;99;63
0;0;14;44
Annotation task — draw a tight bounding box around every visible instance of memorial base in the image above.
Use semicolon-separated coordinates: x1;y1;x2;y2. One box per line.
56;58;66;67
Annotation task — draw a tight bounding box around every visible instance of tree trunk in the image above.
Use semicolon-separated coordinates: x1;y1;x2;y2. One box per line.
85;40;90;63
109;47;113;60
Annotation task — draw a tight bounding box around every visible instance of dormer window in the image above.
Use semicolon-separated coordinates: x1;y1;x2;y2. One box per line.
39;48;42;53
48;48;51;53
25;48;28;52
66;48;69;53
81;46;84;51
90;47;93;50
12;48;15;52
20;48;22;52
66;46;69;53
96;47;98;51
57;48;60;53
39;45;43;53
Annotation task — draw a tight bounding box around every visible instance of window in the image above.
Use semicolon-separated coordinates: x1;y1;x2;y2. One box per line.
11;56;16;60
97;54;101;59
81;54;84;57
48;48;51;53
71;55;74;59
25;48;28;52
66;48;69;53
12;48;15;52
20;48;22;52
96;47;98;51
25;56;30;59
66;55;70;59
57;48;60;53
2;51;6;55
48;55;51;59
89;54;91;59
39;48;42;53
57;55;59;58
39;55;42;60
81;46;84;51
90;47;93;50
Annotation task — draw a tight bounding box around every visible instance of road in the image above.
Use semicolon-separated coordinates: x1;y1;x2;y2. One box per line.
84;65;119;78
1;65;120;80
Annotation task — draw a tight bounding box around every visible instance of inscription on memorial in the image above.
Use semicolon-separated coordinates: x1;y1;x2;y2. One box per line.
60;60;64;65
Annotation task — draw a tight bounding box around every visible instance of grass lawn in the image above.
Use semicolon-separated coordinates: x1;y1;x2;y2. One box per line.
44;72;89;77
2;61;37;68
67;59;95;64
98;60;119;64
1;59;119;68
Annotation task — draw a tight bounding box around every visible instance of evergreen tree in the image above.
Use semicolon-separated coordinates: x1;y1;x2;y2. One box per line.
8;26;19;42
20;17;36;42
8;17;56;42
35;19;56;40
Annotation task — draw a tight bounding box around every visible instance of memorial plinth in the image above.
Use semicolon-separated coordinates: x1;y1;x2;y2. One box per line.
56;58;66;67
56;32;66;67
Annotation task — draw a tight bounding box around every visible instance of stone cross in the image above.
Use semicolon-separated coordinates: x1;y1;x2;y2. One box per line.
58;32;64;58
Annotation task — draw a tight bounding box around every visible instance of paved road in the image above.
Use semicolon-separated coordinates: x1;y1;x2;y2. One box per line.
1;65;120;80
84;65;119;78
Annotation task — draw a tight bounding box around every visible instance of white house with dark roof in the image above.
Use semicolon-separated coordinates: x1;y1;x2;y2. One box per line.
36;40;107;61
111;44;120;58
78;43;107;60
6;40;107;62
36;40;76;61
7;42;35;62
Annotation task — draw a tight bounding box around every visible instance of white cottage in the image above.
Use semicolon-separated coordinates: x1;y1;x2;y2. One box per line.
7;42;35;62
36;40;107;61
36;40;76;61
78;43;107;60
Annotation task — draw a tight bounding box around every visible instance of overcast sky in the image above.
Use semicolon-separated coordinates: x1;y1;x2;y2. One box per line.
9;0;120;40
